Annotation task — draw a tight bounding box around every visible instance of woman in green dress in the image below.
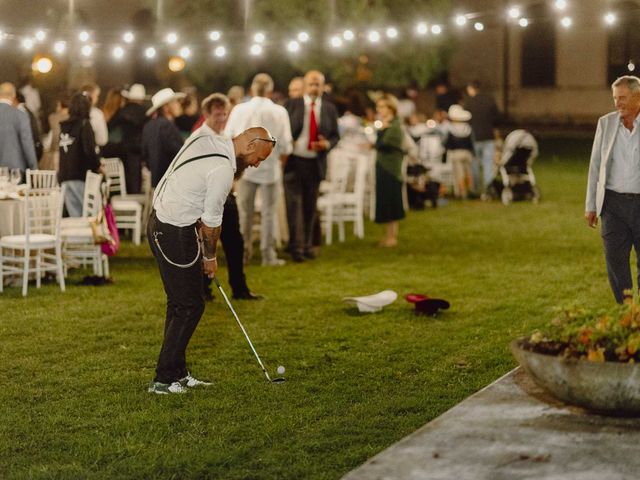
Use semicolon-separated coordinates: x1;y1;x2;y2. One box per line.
374;94;405;247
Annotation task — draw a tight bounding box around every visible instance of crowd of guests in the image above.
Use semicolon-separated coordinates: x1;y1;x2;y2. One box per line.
0;72;501;288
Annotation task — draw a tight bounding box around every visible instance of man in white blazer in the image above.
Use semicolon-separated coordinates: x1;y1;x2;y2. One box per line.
585;75;640;303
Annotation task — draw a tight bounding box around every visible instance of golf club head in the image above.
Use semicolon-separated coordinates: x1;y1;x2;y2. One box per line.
271;377;286;384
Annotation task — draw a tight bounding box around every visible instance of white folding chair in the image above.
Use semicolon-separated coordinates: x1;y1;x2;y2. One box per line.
0;189;66;296
26;169;58;190
100;158;142;245
60;171;109;277
318;149;368;244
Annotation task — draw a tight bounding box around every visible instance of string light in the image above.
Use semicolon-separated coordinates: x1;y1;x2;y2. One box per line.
213;45;226;58
454;15;467;27
250;44;262;56
166;32;178;44
628;61;636;72
81;45;93;57
35;30;46;42
123;31;135;43
367;30;381;43
254;32;265;44
78;31;90;42
330;35;343;48
507;6;521;19
287;40;300;53
604;12;616;26
179;46;191;58
431;24;442;35
518;18;529;28
144;47;156;59
474;22;485;31
554;0;568;11
343;30;355;41
21;38;34;50
297;31;309;42
53;41;66;54
560;16;572;28
416;22;428;35
112;46;124;59
208;31;221;41
386;27;398;39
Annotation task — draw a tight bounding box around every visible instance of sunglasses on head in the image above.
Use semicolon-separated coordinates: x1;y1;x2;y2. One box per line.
252;136;277;147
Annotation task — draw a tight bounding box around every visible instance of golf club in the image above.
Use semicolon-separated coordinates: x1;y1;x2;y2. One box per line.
213;277;285;384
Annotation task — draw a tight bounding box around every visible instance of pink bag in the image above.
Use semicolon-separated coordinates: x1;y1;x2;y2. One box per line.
101;203;120;256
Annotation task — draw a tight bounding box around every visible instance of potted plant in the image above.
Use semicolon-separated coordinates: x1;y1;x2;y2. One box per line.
512;295;640;415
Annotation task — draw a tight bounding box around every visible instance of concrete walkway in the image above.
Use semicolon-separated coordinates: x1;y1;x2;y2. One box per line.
343;368;640;480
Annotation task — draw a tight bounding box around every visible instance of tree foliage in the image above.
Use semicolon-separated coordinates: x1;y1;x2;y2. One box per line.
168;0;453;92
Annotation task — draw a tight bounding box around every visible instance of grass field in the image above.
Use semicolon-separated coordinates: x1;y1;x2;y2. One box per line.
0;138;615;479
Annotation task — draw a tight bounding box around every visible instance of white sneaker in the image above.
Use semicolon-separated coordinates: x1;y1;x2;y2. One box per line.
179;373;213;388
148;381;188;394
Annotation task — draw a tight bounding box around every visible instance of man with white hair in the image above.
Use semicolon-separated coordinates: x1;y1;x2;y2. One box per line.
225;73;293;266
0;82;37;176
586;75;640;303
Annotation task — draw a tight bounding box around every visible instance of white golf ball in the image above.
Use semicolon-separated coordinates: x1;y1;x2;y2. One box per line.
277;365;285;375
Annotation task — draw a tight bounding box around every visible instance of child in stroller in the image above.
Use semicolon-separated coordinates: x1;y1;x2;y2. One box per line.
487;129;541;205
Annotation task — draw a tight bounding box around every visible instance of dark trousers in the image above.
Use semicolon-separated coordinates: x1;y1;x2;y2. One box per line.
147;210;204;384
601;190;640;303
203;193;249;296
284;155;321;256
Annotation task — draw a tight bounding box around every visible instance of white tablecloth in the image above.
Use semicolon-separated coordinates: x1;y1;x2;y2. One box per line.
0;198;24;238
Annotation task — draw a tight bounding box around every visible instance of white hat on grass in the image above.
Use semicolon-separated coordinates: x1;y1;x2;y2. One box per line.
343;290;398;313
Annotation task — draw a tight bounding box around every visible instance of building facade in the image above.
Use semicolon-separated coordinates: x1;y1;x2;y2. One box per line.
448;0;636;124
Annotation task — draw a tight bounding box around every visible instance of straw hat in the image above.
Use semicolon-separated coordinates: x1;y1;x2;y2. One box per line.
343;290;398;313
448;104;472;122
146;88;186;116
122;83;148;101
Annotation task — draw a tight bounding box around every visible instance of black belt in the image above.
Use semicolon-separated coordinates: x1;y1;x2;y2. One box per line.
606;189;640;199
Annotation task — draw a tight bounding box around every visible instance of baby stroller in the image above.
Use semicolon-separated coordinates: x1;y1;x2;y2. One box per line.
488;129;540;205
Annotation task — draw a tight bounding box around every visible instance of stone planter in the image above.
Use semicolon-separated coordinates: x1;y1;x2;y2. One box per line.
511;340;640;415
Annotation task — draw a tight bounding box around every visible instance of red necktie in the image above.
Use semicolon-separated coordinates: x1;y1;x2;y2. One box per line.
308;100;318;150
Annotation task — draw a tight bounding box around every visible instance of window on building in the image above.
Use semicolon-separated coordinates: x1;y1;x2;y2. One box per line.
521;4;556;87
608;1;640;85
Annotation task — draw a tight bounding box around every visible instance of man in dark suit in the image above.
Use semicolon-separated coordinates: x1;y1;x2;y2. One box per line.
284;70;340;262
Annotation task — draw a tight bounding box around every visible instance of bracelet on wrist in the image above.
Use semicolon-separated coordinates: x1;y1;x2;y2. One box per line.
203;255;217;262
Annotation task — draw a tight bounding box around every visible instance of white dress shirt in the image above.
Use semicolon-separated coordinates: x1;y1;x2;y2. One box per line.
90;107;108;146
153;125;236;228
224;96;293;184
606;114;640;194
292;95;322;159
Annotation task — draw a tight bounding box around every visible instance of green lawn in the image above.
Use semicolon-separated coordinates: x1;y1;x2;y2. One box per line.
1;138;614;479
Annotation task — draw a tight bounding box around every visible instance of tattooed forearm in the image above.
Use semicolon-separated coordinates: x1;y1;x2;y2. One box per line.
200;225;221;258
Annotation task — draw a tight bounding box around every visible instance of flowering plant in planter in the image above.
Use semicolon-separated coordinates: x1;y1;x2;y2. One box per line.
520;295;640;363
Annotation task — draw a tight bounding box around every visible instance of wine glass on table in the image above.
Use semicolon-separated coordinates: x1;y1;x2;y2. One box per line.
10;168;21;192
0;166;9;193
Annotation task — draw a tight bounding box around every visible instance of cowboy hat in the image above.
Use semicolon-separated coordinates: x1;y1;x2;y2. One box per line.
405;293;450;316
448;104;472;122
343;290;398;313
146;87;186;116
122;83;148;101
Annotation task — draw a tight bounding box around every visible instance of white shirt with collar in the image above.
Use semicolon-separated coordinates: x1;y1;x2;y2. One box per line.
153;124;236;228
292;94;322;159
606;113;640;194
224;96;293;184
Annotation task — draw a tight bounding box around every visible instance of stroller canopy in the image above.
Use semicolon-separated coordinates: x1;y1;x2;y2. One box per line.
500;129;539;167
